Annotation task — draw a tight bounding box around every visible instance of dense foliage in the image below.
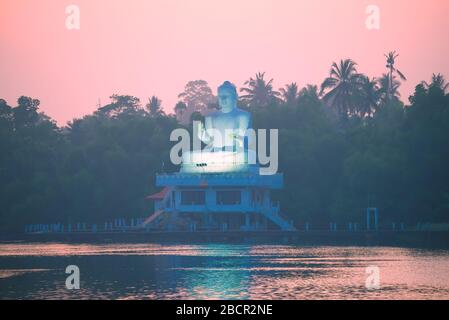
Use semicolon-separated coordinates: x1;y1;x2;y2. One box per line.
1;65;448;233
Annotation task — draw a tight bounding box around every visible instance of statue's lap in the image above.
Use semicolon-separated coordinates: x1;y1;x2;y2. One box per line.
181;150;256;173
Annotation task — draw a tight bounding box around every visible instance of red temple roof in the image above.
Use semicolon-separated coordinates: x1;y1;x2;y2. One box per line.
146;187;169;200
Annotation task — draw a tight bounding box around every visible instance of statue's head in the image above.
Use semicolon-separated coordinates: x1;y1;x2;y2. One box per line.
218;81;238;112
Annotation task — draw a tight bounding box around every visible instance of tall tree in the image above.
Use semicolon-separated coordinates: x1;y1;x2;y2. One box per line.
356;76;380;117
146;96;164;117
178;80;215;113
174;101;187;122
298;85;320;105
378;73;401;105
279;82;299;106
97;95;141;118
384;51;406;101
13;96;41;127
240;72;280;107
320;59;361;116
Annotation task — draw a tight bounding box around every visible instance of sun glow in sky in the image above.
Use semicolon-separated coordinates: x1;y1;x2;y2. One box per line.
1;0;449;124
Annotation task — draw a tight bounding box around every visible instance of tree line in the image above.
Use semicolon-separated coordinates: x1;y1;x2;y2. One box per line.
1;55;449;233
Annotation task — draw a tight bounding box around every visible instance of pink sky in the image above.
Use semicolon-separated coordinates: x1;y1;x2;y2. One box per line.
1;0;448;125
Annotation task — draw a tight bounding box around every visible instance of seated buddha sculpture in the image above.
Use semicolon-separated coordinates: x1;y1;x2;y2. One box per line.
181;81;256;173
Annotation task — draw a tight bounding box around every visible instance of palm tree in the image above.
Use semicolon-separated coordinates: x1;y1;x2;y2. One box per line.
146;96;164;117
240;72;280;107
299;84;319;99
279;82;299;106
320;59;361;116
378;73;401;105
422;73;449;92
298;84;320;105
356;76;380;117
384;51;406;101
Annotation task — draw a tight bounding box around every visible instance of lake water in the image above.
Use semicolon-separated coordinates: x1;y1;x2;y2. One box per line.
0;242;449;299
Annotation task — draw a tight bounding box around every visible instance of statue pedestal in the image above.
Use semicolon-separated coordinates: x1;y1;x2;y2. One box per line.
149;171;295;231
181;150;257;174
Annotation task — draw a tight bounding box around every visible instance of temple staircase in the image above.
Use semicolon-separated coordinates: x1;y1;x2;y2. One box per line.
141;209;165;227
261;204;296;231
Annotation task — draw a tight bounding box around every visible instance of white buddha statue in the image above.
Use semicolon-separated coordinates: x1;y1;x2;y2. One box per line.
181;81;256;173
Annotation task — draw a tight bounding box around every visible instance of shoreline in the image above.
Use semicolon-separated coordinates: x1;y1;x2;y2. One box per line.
1;230;449;249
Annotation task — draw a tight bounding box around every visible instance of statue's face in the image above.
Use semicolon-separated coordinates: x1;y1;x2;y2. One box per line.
218;89;236;111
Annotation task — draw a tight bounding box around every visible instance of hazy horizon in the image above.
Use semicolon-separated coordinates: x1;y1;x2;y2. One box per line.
1;0;449;124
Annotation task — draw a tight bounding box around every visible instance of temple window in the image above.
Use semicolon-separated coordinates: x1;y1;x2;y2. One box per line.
181;191;205;205
216;190;241;205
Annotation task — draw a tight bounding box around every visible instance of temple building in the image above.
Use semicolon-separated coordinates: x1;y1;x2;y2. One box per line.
145;81;295;232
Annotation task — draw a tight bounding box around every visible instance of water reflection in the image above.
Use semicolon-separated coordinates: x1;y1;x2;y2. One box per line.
0;243;448;299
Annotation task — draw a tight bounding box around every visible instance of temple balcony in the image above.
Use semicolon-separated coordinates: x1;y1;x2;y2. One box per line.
156;172;283;189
